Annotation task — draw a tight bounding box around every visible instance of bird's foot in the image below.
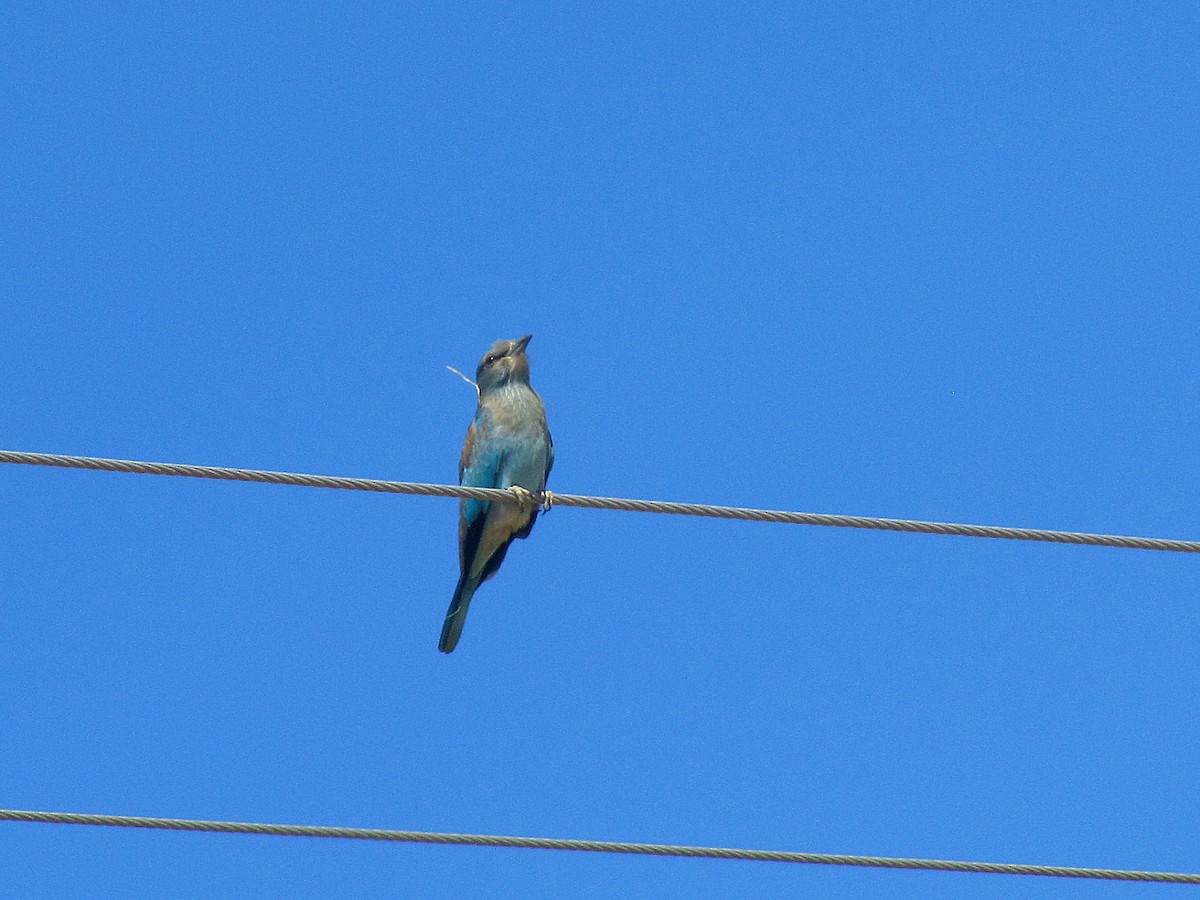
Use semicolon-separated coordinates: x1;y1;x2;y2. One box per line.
507;485;535;511
540;490;554;513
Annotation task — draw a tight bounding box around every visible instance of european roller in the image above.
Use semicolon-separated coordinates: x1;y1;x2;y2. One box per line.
440;334;553;653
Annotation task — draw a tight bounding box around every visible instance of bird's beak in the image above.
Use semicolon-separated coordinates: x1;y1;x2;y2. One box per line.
513;334;533;353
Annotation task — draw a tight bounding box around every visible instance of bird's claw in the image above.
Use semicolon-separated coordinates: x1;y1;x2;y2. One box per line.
507;485;534;510
540;490;554;513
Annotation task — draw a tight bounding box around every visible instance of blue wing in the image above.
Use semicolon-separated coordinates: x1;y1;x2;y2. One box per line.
457;409;505;574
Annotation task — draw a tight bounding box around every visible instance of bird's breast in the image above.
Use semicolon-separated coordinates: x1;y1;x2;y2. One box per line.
478;388;550;491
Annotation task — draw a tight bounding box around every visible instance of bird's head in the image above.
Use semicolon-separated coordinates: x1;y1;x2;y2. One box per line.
475;334;533;392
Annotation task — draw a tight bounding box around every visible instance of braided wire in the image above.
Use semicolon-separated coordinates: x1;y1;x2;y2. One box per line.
1;450;1198;553
1;809;1197;883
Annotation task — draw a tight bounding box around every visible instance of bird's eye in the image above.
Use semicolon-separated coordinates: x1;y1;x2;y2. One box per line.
484;354;498;365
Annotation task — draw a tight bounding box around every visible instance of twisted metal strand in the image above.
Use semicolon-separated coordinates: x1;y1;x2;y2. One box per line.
0;809;1196;883
2;450;1197;553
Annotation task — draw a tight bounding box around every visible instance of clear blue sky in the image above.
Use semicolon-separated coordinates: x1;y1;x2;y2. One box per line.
2;4;1198;898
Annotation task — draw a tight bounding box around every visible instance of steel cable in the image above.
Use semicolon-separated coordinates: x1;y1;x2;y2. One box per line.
2;450;1197;553
1;809;1197;883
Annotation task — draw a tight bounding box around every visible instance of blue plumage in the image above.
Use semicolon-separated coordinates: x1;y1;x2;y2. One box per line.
440;334;553;653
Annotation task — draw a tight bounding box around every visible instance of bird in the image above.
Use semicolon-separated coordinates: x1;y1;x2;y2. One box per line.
440;333;553;653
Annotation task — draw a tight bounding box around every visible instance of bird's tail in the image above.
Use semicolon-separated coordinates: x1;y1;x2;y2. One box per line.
439;573;476;653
